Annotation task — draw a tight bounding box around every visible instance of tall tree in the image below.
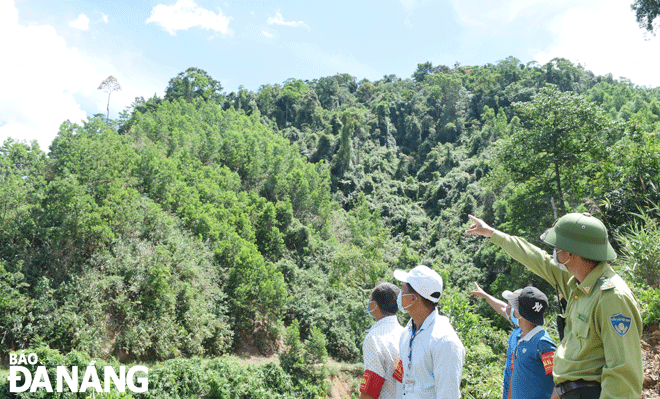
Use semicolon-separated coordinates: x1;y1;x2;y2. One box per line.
164;67;223;103
97;76;121;125
413;61;434;83
498;85;610;215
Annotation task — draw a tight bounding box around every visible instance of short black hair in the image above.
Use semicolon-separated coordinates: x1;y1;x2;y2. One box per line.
371;282;400;315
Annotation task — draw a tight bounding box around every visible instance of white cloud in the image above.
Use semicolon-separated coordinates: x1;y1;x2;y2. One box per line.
69;13;90;30
146;0;233;36
262;30;274;38
534;0;660;87
101;13;109;24
267;11;310;30
449;0;574;29
0;2;98;149
0;0;159;150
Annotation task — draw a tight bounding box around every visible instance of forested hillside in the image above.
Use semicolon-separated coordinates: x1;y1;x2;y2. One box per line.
1;57;659;398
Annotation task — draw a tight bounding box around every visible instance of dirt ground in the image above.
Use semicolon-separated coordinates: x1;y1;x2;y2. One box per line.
642;324;660;399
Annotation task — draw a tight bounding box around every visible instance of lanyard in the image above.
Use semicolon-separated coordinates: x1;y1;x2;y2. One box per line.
408;324;420;369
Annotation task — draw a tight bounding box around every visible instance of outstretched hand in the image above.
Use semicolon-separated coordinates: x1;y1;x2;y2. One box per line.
465;214;495;238
470;282;487;299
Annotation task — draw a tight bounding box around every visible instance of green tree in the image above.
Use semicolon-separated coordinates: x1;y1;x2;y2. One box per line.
498;85;610;215
631;0;660;34
164;67;224;103
413;61;434;83
275;79;309;128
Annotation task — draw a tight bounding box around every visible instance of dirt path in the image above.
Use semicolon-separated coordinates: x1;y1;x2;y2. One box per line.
642;325;660;399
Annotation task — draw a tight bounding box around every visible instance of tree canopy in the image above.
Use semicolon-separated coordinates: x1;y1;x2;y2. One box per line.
1;61;659;398
165;67;224;103
631;0;660;34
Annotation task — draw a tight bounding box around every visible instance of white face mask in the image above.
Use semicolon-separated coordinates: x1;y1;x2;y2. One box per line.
553;248;569;272
397;292;414;314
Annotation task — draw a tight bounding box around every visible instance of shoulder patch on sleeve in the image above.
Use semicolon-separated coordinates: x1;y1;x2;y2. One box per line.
610;313;632;336
598;276;615;291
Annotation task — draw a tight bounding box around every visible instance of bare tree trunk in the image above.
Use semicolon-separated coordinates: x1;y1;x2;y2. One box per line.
106;91;111;125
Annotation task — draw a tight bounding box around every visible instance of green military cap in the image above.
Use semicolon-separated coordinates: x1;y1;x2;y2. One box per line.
541;212;616;261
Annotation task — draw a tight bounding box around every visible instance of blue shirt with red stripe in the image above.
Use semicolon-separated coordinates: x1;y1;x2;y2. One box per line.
511;326;556;399
503;327;522;399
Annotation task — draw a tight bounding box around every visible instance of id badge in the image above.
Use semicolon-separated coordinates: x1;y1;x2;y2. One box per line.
404;379;415;393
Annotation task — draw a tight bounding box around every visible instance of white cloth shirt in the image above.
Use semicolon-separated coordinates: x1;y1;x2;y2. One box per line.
363;315;405;399
396;310;465;399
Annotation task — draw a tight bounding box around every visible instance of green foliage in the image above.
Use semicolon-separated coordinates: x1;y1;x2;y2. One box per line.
1;61;659;398
631;0;660;33
279;320;329;396
0;262;31;353
439;289;508;399
164;67;224;103
617;204;660;287
635;287;660;326
497;85;610;217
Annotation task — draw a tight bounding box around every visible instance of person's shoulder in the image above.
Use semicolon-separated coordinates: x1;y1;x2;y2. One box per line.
534;328;557;347
430;316;463;346
392;323;405;335
379;322;405;342
597;270;636;304
363;329;377;345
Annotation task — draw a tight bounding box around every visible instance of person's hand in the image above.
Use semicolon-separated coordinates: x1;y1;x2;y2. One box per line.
470;282;487;299
465;214;495;238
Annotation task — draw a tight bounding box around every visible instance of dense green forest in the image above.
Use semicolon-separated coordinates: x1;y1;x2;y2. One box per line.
1;57;659;398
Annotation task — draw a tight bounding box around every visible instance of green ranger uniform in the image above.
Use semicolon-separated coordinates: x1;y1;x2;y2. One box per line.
490;230;643;399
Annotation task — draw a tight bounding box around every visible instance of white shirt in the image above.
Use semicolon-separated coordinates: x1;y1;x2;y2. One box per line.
363;315;405;399
397;310;465;399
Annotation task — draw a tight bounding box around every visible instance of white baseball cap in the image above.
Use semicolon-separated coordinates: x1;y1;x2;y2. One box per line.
393;265;443;303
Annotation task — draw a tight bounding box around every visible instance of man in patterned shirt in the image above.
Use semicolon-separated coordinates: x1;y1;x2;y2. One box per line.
360;282;405;399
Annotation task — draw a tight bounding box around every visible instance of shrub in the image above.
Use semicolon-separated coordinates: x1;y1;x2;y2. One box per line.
635;286;660;326
617;205;660;288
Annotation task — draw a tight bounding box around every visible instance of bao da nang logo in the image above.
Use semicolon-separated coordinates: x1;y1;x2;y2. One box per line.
7;353;148;393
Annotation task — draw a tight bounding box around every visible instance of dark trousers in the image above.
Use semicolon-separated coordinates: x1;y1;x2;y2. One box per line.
560;386;602;399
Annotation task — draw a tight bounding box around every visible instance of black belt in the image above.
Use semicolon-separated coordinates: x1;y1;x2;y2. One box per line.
556;379;601;397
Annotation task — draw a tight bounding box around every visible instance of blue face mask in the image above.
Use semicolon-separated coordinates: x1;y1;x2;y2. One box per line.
397;291;413;314
366;301;375;317
508;307;520;327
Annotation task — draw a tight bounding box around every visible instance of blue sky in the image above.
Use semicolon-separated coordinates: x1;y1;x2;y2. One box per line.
1;0;659;149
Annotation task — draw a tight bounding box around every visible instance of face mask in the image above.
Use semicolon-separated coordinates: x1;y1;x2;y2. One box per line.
508;307;520;327
366;301;375;317
397;292;414;314
553;248;569;272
